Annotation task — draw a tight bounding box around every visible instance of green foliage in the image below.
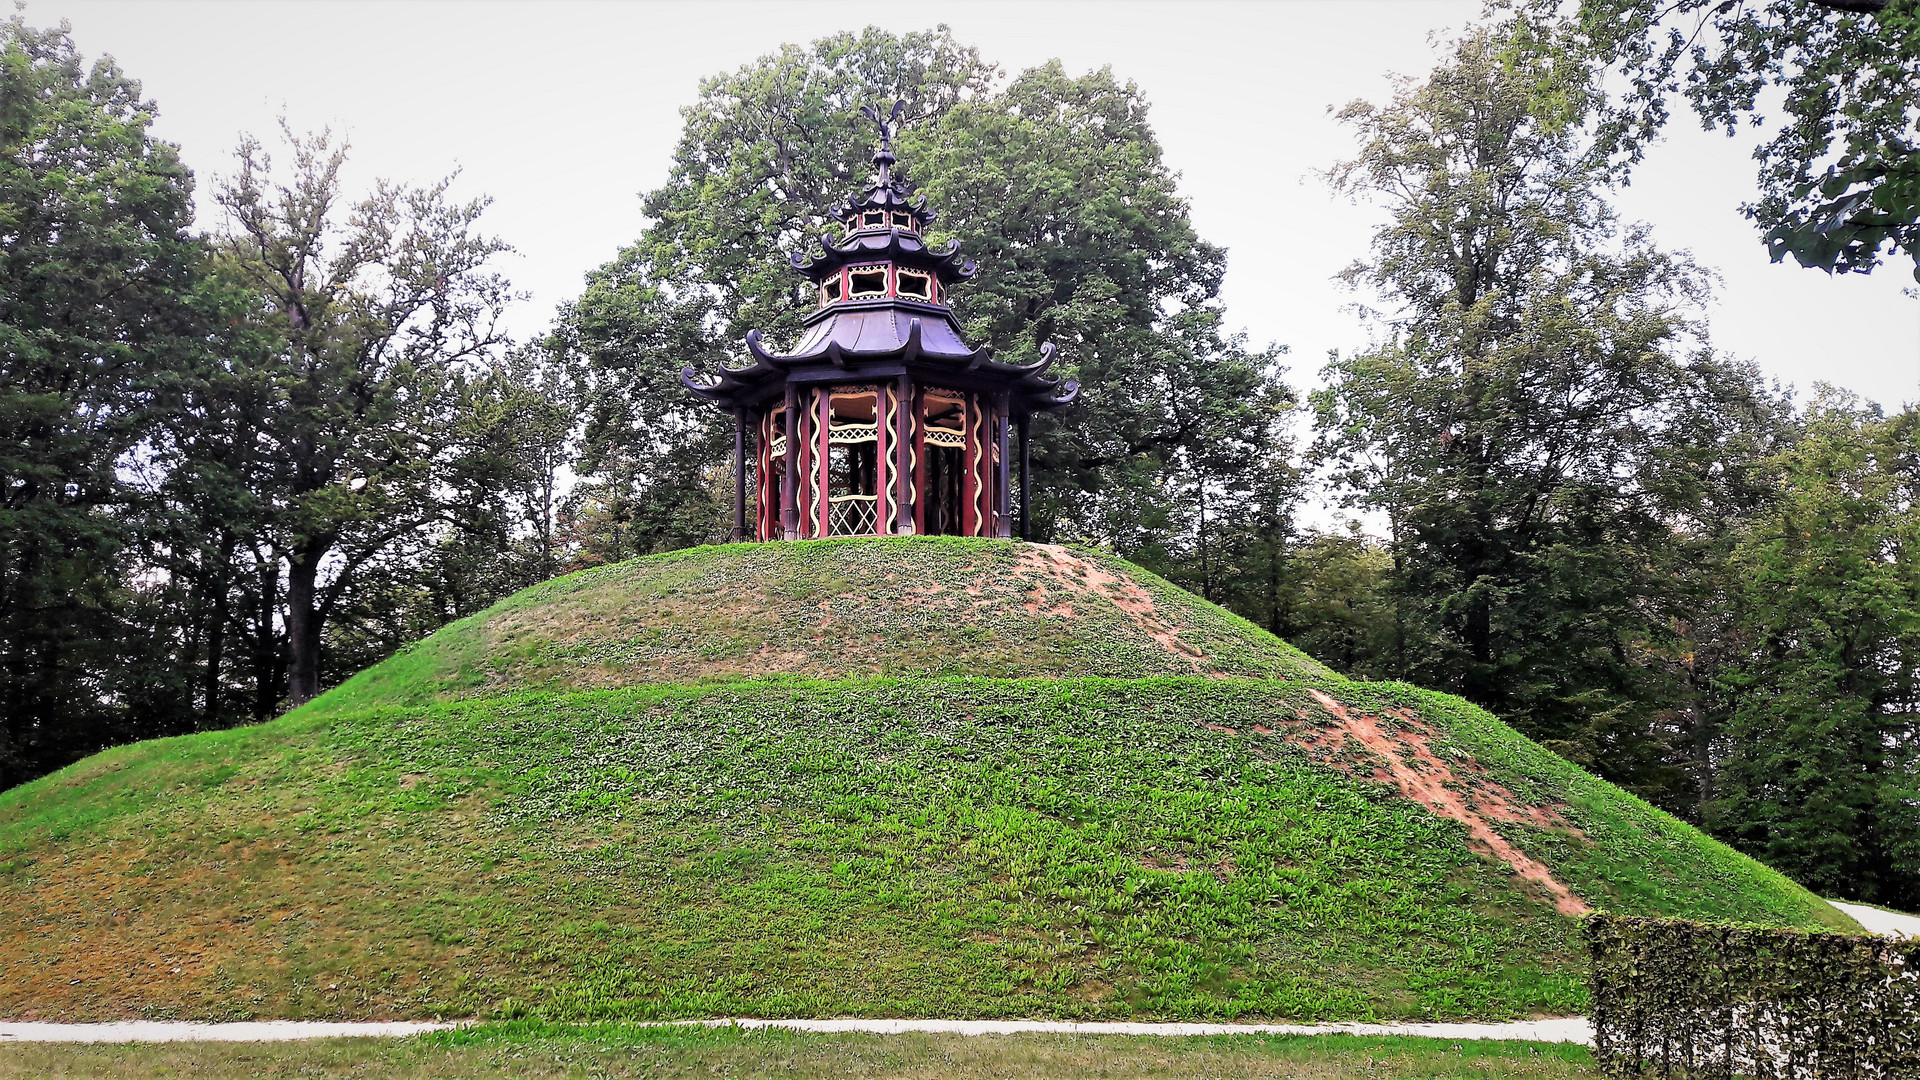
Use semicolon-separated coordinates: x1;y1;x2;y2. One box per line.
905;61;1295;549
1587;911;1920;1078
551;28;1293;568
213;126;517;703
1709;395;1920;908
1540;0;1920;279
0;15;202;786
1312;20;1791;810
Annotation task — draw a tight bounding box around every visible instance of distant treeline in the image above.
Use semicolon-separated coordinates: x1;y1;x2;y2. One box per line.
4;14;1918;909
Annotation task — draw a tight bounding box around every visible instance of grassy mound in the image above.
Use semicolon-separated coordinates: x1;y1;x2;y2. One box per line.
317;538;1336;713
0;539;1848;1023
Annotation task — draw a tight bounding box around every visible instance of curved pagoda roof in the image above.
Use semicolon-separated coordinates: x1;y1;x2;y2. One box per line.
681;108;1077;415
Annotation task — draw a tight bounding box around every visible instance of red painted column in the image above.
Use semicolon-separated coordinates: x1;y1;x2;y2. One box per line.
781;384;799;540
994;391;1012;539
815;388;832;538
912;386;928;536
894;374;913;534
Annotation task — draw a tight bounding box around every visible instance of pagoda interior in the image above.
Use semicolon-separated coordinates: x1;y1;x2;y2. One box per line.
682;102;1077;542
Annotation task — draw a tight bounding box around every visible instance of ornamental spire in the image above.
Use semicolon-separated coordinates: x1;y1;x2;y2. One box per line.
858;100;906;184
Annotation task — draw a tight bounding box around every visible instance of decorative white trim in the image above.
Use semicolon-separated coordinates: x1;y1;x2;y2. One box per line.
925;425;965;449
828;423;878;444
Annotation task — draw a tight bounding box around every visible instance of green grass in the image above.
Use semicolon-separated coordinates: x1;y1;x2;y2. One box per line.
311;538;1335;714
0;1026;1597;1078
0;538;1854;1024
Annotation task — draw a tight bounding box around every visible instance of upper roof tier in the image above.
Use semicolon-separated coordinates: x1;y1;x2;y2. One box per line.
789;227;976;287
679;103;1078;415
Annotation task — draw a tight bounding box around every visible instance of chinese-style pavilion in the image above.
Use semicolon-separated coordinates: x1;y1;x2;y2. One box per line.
681;103;1077;542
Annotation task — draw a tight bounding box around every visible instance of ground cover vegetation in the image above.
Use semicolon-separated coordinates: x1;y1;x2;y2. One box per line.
0;540;1844;1022
0;1026;1599;1080
2;3;1917;927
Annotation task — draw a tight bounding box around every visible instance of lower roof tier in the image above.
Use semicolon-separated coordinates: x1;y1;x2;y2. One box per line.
682;300;1077;414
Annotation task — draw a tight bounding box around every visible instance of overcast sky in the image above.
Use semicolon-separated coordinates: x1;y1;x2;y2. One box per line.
35;0;1920;410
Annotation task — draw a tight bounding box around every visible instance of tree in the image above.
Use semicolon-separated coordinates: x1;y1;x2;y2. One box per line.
1313;20;1777;804
552;28;997;557
1267;527;1399;679
1711;395;1920;906
907;61;1295;551
0;16;202;785
1532;0;1920;279
558;29;1294;574
214;126;514;704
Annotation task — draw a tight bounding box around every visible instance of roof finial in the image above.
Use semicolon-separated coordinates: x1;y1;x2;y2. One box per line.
859;100;907;182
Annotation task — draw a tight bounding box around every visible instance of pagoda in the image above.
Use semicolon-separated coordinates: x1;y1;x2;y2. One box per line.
681;102;1077;542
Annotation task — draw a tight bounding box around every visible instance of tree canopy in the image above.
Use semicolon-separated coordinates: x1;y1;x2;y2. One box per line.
1314;20;1788;799
0;16;200;785
553;28;1293;570
1532;0;1920;279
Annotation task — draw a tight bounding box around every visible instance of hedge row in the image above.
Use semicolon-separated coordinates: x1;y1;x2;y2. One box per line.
1588;912;1920;1078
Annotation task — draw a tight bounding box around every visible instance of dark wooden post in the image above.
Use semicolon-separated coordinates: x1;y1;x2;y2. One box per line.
894;373;913;534
731;408;748;541
781;384;799;540
1017;412;1031;541
994;391;1012;539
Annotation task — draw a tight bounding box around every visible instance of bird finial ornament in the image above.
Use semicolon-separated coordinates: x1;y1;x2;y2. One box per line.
858;100;908;182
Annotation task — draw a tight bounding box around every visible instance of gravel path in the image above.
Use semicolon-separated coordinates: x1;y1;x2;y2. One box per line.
0;1021;460;1043
694;1017;1593;1044
8;901;1908;1045
0;1017;1591;1045
1832;900;1920;939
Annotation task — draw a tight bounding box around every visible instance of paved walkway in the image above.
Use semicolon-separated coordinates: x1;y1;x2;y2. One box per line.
7;901;1914;1046
0;1021;460;1043
691;1017;1593;1044
0;1017;1589;1045
1832;901;1920;939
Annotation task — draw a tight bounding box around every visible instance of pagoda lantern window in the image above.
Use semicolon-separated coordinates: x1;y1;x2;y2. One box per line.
861;209;885;228
847;265;888;299
895;268;932;301
821;276;842;306
889;211;914;230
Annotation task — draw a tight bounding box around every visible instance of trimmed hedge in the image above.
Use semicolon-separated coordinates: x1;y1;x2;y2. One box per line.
1588;912;1920;1078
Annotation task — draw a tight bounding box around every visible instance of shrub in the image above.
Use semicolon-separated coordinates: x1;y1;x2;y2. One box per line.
1587;911;1920;1078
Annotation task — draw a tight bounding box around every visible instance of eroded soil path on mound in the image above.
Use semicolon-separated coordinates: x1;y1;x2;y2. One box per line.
1302;689;1590;916
1013;546;1208;667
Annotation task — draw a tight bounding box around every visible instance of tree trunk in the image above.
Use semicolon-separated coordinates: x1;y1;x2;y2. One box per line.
251;558;281;721
286;547;324;705
200;532;236;728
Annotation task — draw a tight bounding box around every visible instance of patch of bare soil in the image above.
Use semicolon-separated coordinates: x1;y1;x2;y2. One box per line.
1303;689;1590;916
1015;547;1208;667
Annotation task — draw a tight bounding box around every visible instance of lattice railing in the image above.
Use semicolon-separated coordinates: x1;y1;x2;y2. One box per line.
829;423;878;444
829;494;878;535
925;424;965;449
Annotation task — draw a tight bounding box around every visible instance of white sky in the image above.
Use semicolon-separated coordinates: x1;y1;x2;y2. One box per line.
37;0;1920;412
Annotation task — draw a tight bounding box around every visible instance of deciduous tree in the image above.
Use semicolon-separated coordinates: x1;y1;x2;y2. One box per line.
1314;20;1779;803
1530;0;1920;278
0;17;201;784
214;126;514;704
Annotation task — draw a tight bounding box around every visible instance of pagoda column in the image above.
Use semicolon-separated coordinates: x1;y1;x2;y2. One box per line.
731;408;747;541
894;373;912;534
994;391;1012;539
781;384;799;540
